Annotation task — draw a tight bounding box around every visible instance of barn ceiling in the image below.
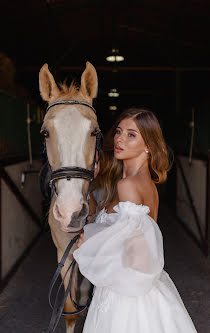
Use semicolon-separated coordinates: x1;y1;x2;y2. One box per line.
1;0;210;67
0;0;210;124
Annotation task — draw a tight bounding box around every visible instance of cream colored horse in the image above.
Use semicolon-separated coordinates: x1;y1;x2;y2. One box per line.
39;62;99;332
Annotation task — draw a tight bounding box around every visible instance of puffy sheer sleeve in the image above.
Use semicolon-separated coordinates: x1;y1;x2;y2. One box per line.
73;201;164;296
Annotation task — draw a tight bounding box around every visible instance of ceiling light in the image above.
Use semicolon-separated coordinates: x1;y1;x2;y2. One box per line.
106;48;124;62
108;88;119;97
109;106;117;110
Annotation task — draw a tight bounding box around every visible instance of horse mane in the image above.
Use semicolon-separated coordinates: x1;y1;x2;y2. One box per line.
58;80;80;98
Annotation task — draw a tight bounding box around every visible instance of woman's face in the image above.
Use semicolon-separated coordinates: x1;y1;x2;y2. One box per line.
114;117;147;160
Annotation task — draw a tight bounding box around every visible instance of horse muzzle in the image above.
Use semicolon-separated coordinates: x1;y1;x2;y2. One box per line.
67;201;89;232
53;197;89;233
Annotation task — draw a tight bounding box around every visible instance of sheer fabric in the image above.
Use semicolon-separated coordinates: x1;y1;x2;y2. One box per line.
73;201;197;332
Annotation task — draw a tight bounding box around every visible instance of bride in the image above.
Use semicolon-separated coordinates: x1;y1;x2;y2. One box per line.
73;108;197;332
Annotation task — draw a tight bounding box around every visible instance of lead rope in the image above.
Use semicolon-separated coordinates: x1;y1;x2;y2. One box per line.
46;235;91;333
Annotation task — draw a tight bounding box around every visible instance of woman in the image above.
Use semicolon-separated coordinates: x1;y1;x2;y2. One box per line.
73;108;197;332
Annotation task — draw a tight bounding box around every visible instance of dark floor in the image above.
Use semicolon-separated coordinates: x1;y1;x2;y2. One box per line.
0;204;210;333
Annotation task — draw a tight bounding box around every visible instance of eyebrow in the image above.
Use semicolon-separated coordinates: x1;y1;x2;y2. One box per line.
117;126;139;133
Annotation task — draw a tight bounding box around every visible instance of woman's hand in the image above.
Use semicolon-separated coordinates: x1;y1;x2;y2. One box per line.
76;230;84;248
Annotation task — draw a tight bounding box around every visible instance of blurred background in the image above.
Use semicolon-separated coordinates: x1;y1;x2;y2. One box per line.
0;0;210;154
0;1;210;332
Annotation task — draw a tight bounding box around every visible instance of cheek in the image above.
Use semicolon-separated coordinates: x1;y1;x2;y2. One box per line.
127;138;139;148
127;138;145;152
84;137;96;169
46;140;61;169
82;180;90;196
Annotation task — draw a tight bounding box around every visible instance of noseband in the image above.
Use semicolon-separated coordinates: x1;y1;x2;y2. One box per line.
45;100;103;195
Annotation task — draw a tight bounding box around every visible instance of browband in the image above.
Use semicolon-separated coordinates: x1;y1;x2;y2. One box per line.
46;100;96;113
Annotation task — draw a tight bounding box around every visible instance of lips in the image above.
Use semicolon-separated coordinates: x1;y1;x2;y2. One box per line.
114;145;124;152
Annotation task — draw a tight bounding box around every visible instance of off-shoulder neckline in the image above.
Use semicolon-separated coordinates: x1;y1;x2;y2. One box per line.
104;201;150;215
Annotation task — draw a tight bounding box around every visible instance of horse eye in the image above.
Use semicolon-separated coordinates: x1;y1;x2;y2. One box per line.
91;129;99;136
42;129;49;138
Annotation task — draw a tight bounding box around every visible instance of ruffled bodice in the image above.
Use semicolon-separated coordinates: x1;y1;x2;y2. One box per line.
95;202;150;224
73;201;164;296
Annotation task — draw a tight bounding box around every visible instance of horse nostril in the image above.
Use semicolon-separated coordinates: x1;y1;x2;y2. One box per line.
78;203;88;219
54;204;63;219
68;202;88;228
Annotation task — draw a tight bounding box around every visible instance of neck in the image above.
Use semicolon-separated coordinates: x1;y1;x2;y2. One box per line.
122;156;150;178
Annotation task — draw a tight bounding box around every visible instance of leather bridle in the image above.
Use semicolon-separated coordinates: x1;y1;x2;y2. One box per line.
45;100;103;196
44;100;103;332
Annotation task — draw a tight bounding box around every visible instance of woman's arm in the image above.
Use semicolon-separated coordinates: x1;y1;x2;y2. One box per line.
73;200;164;296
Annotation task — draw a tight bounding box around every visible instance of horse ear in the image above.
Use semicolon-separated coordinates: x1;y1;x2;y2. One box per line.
80;62;98;100
39;64;60;102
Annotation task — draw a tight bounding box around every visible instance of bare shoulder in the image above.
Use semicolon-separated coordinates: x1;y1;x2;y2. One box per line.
117;177;143;205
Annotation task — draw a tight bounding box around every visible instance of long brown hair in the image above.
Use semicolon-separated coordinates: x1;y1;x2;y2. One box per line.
95;108;171;209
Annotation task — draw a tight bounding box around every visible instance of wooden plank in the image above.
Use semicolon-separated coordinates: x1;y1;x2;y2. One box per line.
0;168;42;229
0;230;43;291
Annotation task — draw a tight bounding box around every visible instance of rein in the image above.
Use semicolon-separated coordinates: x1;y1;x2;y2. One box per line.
46;235;91;333
44;100;102;333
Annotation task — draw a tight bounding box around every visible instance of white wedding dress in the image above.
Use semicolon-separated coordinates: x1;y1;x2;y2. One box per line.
73;201;197;332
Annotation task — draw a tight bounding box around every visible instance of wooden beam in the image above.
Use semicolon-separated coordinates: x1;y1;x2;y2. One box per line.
18;65;210;72
0;168;42;229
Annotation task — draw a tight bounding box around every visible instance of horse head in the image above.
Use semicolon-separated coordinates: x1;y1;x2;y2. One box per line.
39;62;100;233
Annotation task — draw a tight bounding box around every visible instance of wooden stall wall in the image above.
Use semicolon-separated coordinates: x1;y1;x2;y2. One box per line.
0;92;43;155
0;158;43;290
176;155;210;256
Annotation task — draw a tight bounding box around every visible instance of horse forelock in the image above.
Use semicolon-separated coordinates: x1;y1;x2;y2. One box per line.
58;81;80;98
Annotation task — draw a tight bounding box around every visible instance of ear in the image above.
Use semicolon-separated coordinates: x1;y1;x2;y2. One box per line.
80;62;98;101
39;63;60;102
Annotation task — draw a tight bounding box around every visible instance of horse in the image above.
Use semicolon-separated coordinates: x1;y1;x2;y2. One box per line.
39;62;100;332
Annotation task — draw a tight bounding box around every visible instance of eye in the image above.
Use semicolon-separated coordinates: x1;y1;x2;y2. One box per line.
41;129;49;138
91;128;100;136
128;132;135;137
114;129;121;135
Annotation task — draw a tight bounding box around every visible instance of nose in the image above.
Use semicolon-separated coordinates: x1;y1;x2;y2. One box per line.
53;201;70;223
68;202;89;228
53;200;88;231
53;202;65;221
116;134;124;144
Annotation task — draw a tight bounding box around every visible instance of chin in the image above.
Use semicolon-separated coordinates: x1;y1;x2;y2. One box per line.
114;152;124;160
